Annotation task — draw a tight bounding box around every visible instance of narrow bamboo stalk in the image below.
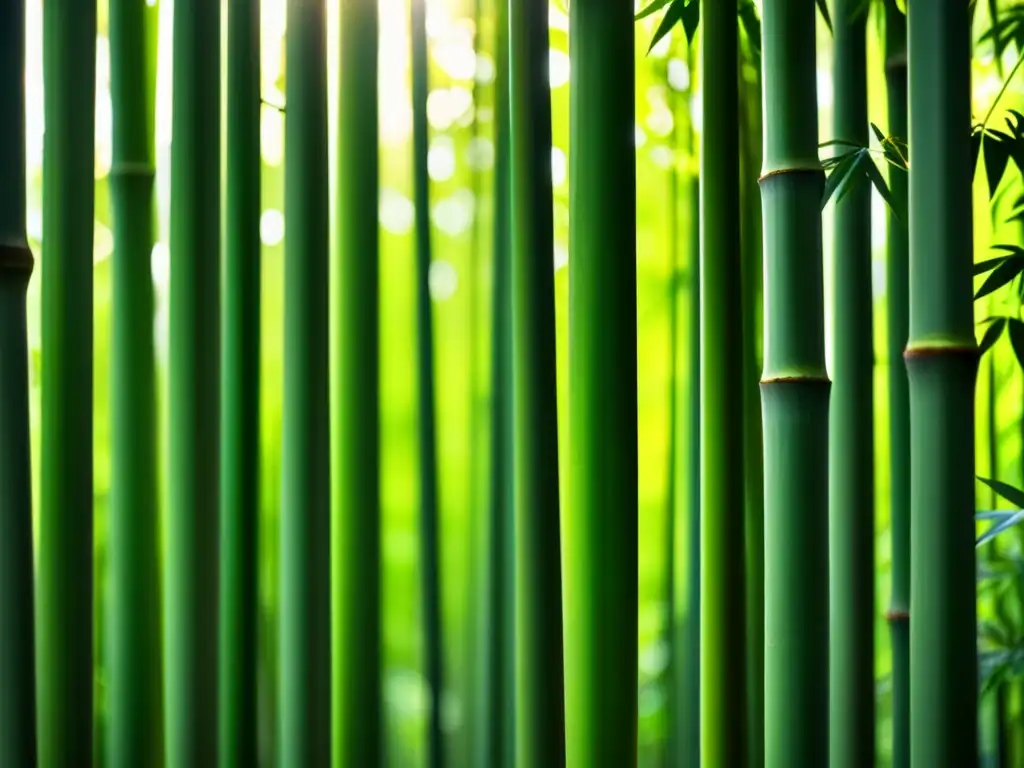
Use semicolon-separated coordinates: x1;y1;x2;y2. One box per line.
739;44;765;768
699;0;747;762
565;1;638;765
829;1;875;764
906;1;978;765
410;2;444;765
760;0;830;764
508;0;565;763
882;4;909;767
38;0;97;758
331;0;381;762
0;0;38;761
107;0;162;761
280;0;331;761
218;0;261;761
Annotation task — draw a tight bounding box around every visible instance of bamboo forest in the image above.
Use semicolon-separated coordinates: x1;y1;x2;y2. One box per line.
5;0;1024;765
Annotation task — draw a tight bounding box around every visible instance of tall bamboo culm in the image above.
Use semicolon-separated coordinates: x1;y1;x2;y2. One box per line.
166;0;221;759
0;0;38;762
700;0;747;763
38;0;96;759
219;0;261;762
280;0;331;760
332;0;382;761
882;3;909;766
107;0;162;761
565;2;638;766
829;0;875;764
906;1;978;765
508;0;565;764
759;0;830;765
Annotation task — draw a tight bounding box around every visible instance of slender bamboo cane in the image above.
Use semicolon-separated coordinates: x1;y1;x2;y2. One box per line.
565;2;638;765
38;0;96;758
280;0;331;761
332;0;381;762
0;0;38;762
760;0;830;765
740;43;765;768
218;0;261;761
107;0;162;761
699;0;748;762
882;4;909;767
508;0;565;764
906;1;978;765
829;1;875;764
410;2;444;765
476;2;514;764
165;0;221;758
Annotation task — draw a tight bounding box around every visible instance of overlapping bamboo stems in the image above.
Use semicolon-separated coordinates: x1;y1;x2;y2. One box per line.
218;0;261;761
882;3;909;766
166;0;221;760
332;0;382;762
0;0;39;761
410;2;445;765
507;0;565;764
107;0;162;761
905;1;978;764
829;1;875;764
759;0;830;764
699;0;748;762
565;2;638;765
280;0;331;761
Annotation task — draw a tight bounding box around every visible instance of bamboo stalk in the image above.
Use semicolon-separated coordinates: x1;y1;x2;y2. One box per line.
829;1;875;764
331;0;382;762
410;2;444;765
218;0;261;761
699;0;748;762
38;0;97;758
508;0;565;763
906;1;978;764
760;0;830;764
0;0;38;761
107;0;162;760
882;3;909;767
565;1;638;765
280;0;331;760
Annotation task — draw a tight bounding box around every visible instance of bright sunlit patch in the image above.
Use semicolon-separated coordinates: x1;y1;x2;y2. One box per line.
432;34;476;82
150;242;170;291
260;209;285;246
428;137;456;182
427;86;473;132
554;243;568;272
635;124;648;149
431;189;474;238
379;188;415;235
465;137;494;172
549;48;570;89
551;147;566;187
474;53;495;86
816;69;833;109
649;145;674;170
260;105;284;167
667;58;690;92
428;259;458;301
649;31;672;59
94;223;113;263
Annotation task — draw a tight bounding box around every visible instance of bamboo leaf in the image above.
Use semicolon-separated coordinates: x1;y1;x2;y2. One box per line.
978;317;1006;356
975;255;1010;275
974;254;1024;299
863;155;904;221
681;0;699;44
1009;318;1024;370
977;510;1024;547
634;0;673;21
738;1;761;56
984;134;1012;199
821;150;863;210
816;0;833;33
978;476;1024;510
647;0;687;53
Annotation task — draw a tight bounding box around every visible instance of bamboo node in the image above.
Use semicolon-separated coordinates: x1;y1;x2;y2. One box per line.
0;243;35;274
758;165;825;183
759;374;831;385
903;344;978;361
109;162;156;179
885;608;910;622
885;52;908;73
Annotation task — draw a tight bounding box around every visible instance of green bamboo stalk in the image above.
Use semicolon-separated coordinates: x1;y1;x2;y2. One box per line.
0;0;38;761
906;1;977;765
739;41;765;768
475;1;514;764
218;0;261;761
760;0;830;765
565;1;638;765
38;0;97;758
829;1;875;764
331;0;381;762
882;4;909;767
508;0;565;764
410;3;444;766
166;0;221;759
107;0;162;761
280;0;331;761
699;0;747;762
